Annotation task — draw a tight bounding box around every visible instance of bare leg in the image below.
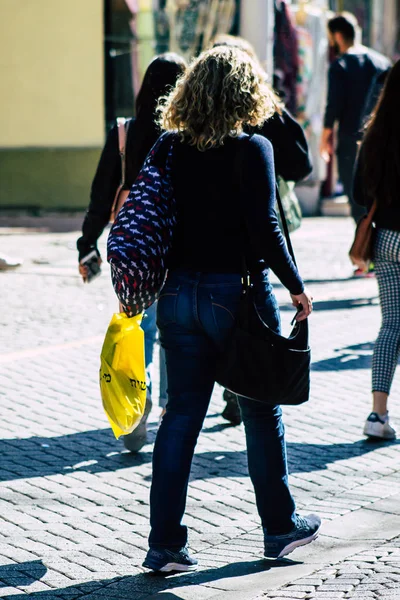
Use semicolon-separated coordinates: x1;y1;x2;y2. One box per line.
372;391;389;415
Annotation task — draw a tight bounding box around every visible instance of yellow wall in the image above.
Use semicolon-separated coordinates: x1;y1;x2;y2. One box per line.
0;0;104;148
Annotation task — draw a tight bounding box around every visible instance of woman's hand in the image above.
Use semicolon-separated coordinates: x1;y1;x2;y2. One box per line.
78;262;88;282
290;288;313;321
78;255;102;283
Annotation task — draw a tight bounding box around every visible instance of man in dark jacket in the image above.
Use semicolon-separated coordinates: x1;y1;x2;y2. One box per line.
320;13;391;222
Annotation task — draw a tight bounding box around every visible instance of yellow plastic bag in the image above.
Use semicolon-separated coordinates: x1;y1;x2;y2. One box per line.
100;312;146;439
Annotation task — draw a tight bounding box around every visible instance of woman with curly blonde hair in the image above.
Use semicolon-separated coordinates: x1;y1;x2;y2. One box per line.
142;46;320;573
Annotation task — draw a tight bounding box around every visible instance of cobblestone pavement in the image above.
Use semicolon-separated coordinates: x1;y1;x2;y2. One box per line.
1;216;400;599
261;536;400;599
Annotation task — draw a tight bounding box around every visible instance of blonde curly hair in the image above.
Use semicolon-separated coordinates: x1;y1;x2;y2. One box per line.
157;46;281;151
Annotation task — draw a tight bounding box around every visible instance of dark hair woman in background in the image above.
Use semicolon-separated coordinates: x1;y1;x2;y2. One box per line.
142;46;320;573
77;53;187;267
77;53;187;452
354;61;400;440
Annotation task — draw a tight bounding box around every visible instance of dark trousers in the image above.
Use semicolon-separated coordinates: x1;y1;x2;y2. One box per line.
337;135;365;223
148;269;296;550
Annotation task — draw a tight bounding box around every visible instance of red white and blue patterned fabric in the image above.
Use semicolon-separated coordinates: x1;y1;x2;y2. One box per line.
107;133;176;317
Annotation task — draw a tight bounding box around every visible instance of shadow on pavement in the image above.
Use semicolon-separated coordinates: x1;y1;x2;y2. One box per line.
313;297;378;311
0;213;86;233
303;277;360;285
201;422;237;433
281;297;378;313
270;276;361;290
0;558;298;599
1;426;398;483
312;341;377;371
0;560;47;588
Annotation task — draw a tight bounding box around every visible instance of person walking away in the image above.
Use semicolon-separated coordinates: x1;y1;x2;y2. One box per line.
320;13;390;237
141;46;320;573
353;61;399;440
212;34;313;426
77;53;187;451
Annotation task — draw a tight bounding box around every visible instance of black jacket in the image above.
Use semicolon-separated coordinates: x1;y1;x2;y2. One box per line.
324;47;391;139
77;110;312;260
252;109;312;182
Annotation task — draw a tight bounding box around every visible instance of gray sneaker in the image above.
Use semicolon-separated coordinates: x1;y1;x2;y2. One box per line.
143;547;198;573
264;514;321;559
123;396;152;452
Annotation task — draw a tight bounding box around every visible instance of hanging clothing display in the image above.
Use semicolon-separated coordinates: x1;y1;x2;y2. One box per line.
296;26;313;119
273;1;299;115
154;0;237;61
290;2;329;188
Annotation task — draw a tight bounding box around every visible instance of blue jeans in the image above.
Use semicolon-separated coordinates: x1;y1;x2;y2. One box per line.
149;270;296;549
141;302;167;407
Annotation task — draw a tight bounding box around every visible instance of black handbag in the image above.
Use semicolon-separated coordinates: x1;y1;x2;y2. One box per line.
215;184;311;406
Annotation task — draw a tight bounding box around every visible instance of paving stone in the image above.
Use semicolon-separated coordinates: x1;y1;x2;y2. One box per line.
264;592;307;598
316;583;355;592
332;577;361;584
307;594;345;599
285;579;324;587
277;585;315;593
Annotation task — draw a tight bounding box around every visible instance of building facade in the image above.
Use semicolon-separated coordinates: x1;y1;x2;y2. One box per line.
0;0;104;210
0;0;398;210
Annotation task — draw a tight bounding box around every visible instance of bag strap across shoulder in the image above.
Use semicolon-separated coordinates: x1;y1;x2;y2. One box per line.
365;199;378;224
116;117;128;187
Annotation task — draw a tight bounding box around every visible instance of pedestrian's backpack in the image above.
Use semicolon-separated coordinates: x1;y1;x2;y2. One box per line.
107;133;176;317
109;117;130;223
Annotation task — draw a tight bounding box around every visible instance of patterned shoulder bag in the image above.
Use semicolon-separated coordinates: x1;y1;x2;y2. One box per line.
107;133;177;317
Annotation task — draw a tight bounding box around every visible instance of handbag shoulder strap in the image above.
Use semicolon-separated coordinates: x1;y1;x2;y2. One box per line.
116;117;128;187
365;199;378;223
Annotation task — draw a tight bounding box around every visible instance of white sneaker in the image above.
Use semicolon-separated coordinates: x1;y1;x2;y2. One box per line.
363;412;396;440
0;254;22;270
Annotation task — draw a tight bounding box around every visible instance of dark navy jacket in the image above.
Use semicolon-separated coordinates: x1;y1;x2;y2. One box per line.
324;46;391;139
